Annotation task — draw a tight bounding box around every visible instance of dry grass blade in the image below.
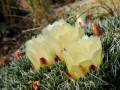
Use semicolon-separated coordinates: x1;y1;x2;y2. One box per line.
22;26;43;33
20;0;50;27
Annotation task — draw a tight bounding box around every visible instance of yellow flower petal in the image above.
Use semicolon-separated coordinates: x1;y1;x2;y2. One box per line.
71;65;85;79
26;50;40;70
62;50;74;71
91;48;103;66
78;60;95;73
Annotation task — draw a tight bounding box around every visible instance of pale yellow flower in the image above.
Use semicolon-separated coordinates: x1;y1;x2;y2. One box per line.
25;35;55;70
62;35;104;79
26;20;85;70
42;20;84;44
42;20;85;61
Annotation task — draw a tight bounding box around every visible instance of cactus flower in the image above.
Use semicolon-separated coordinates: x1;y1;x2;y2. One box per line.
62;35;104;79
42;20;85;61
42;20;84;43
25;35;55;70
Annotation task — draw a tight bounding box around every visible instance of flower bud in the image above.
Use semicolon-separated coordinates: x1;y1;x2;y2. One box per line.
92;22;103;37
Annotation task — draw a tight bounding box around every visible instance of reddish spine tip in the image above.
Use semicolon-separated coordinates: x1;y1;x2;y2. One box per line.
40;57;48;65
89;65;97;72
